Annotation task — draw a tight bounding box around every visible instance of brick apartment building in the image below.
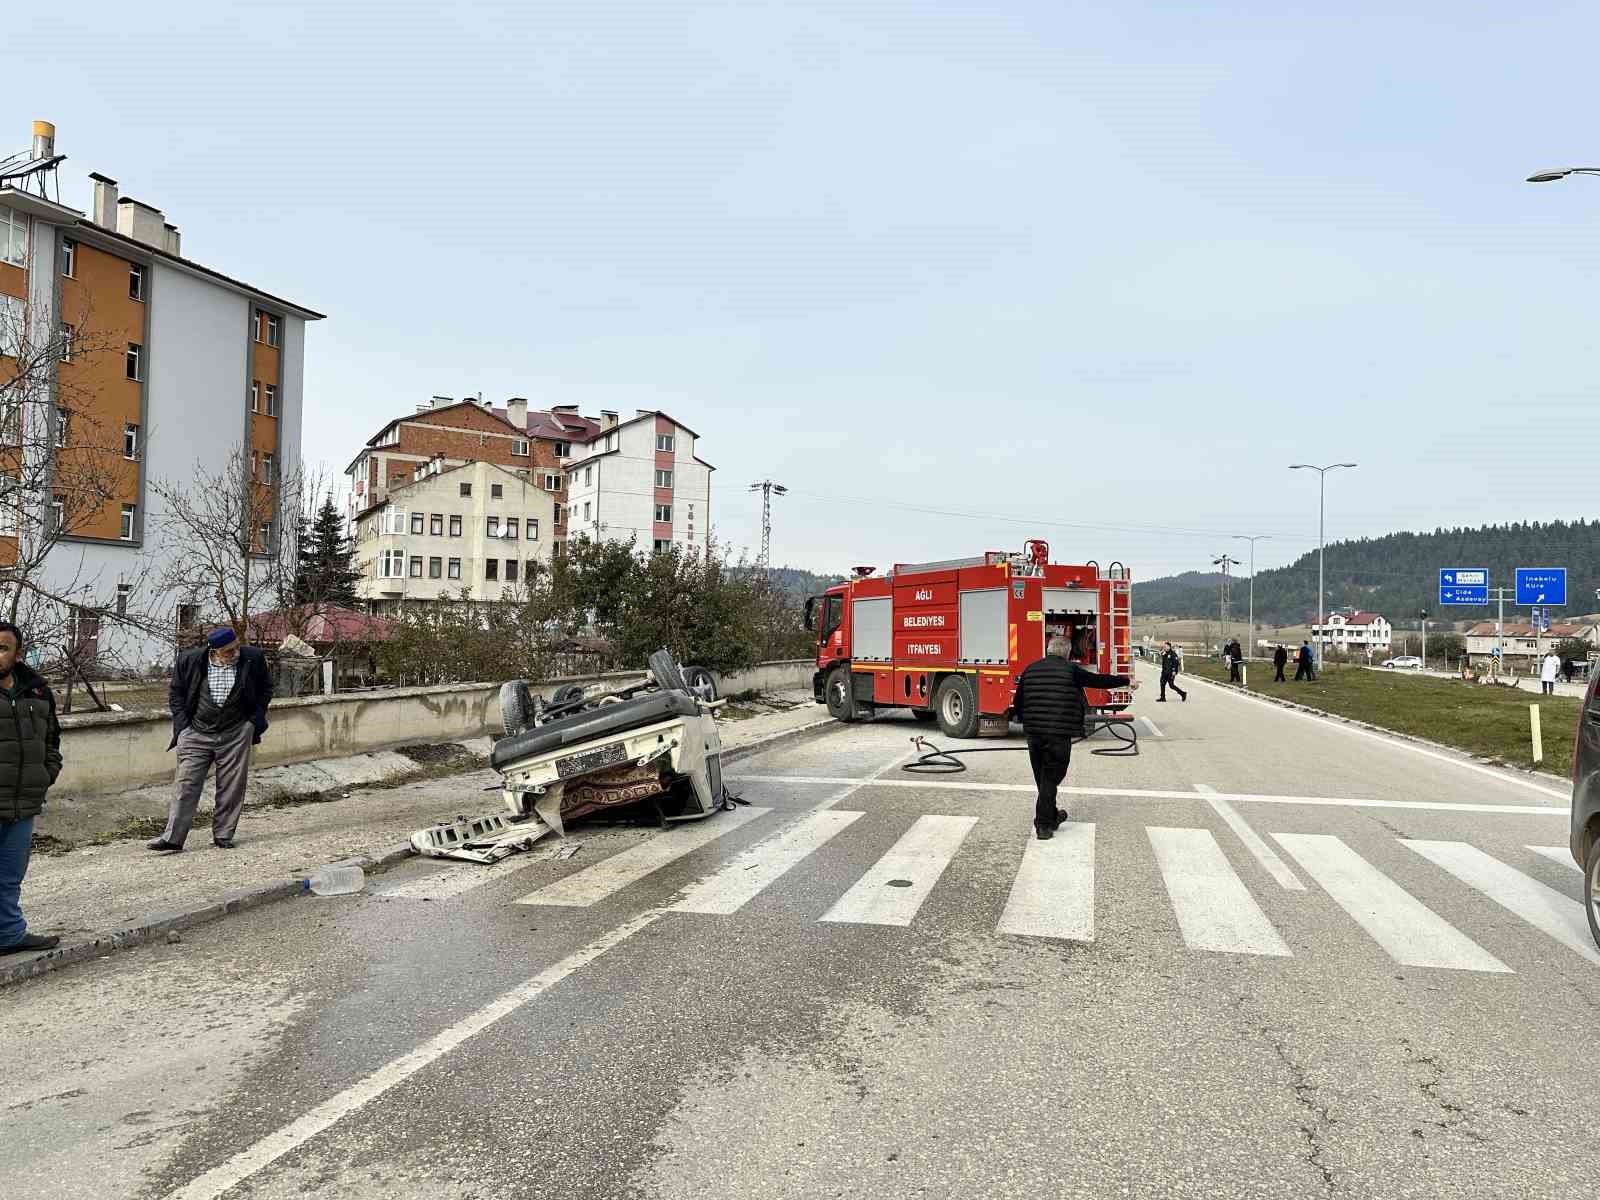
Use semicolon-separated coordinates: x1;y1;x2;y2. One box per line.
346;397;598;549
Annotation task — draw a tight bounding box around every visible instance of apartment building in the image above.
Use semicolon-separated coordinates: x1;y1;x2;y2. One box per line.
353;459;557;611
1310;610;1392;653
345;398;597;547
564;411;714;555
0;120;321;663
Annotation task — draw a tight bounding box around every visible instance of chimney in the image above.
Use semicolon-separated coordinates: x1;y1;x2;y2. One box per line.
163;223;181;256
430;395;454;409
600;409;619;431
116;197;167;249
31;120;55;160
506;398;528;429
89;173;118;227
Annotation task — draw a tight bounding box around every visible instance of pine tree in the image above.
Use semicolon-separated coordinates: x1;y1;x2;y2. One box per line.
293;496;361;607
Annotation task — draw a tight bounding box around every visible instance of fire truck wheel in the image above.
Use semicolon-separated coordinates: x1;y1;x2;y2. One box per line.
934;676;979;739
825;667;857;722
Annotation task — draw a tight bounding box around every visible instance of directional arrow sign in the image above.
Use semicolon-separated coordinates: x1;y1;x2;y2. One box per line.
1515;568;1566;607
1439;568;1488;605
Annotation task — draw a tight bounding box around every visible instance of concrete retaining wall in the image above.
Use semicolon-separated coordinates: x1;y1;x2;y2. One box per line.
54;659;814;795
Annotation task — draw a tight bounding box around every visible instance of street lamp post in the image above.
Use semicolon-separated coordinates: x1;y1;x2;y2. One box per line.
1526;167;1600;183
1289;463;1358;664
1234;535;1271;660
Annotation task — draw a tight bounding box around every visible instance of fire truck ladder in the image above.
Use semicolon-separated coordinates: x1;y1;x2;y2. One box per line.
1107;565;1133;679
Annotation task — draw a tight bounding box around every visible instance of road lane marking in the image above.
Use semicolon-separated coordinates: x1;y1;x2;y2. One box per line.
820;814;977;927
1166;667;1569;803
1195;784;1304;891
670;810;863;914
1148;827;1292;957
813;746;915;812
729;774;1567;816
1271;833;1511;973
161;909;662;1200
997;821;1094;941
513;806;771;907
1404;841;1600;968
1139;716;1165;739
1527;845;1584;874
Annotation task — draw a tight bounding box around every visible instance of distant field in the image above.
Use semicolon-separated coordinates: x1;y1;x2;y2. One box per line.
1133;616;1312;649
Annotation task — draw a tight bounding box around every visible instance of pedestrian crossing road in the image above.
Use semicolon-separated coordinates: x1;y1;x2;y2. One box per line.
377;797;1594;977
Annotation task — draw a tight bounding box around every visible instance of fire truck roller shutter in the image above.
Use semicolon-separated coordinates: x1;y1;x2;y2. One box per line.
958;589;1008;664
851;596;892;662
1043;587;1099;615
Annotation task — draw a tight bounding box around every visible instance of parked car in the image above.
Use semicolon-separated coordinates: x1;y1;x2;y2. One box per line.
1571;667;1600;950
1381;656;1423;670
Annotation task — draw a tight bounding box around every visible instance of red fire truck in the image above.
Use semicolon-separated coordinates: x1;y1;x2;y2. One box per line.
805;540;1133;738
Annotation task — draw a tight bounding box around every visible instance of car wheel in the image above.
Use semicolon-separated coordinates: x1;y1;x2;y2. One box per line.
498;680;535;737
934;675;980;738
1586;837;1600;952
825;667;857;722
682;665;718;702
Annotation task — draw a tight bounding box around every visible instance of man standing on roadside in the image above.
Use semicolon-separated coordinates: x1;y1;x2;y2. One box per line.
1539;650;1562;696
0;622;63;955
1012;635;1133;841
1227;639;1244;683
1158;642;1187;703
149;627;274;853
1273;644;1289;682
1294;641;1315;682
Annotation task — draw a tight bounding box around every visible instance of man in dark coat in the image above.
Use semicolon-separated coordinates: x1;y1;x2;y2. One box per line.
1012;634;1133;840
1227;640;1244;683
149;627;274;852
0;622;63;955
1294;641;1315;682
1273;645;1289;682
1158;642;1187;702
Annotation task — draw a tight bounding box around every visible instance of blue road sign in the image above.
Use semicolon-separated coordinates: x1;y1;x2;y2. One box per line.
1439;567;1489;605
1515;567;1566;607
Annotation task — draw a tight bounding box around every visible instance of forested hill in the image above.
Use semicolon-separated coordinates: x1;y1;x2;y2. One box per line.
1133;520;1600;626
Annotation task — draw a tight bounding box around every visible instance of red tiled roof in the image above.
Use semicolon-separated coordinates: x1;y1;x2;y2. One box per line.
249;606;396;645
487;405;602;442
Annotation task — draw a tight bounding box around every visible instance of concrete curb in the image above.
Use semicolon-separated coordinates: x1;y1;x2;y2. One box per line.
1171;666;1571;790
1;711;842;989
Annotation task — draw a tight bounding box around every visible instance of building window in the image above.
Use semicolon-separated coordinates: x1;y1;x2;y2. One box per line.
120;503;136;541
251;381;259;412
0;206;27;267
49;495;63;534
505;559;519;583
59;323;74;362
654;539;672;554
116;581;133;616
505;519;518;540
379;549;405;577
525;558;537;580
266;314;280;347
129;263;146;301
259;522;273;550
54;408;68;449
459;482;471;497
408;555;423;578
582;501;591;521
410;512;424;535
491;483;503;499
429;513;443;536
0;295;20;359
526;518;538;540
60;238;75;278
265;385;277;416
253;310;263;342
583;466;592;487
655;469;673;488
606;433;616;452
126;343;142;381
543;472;561;491
486;516;500;537
656;434;675;453
512;439;529;456
485;559;498;581
124;423;139;459
448;514;462;537
262;453;275;484
428;556;442;579
447;557;461;580
553;502;562;524
655;504;672;523
553;441;570;459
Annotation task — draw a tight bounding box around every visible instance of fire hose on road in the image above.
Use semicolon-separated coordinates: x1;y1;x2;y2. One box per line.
902;717;1139;774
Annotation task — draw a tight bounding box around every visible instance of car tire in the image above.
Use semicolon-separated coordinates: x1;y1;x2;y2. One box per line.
1586;837;1600;952
825;667;857;722
934;675;980;739
682;665;718;702
498;680;536;737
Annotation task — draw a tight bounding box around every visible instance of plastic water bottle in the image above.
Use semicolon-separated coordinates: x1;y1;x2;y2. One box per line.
301;865;365;896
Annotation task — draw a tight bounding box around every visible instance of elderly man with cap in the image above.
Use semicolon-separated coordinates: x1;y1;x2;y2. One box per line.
148;626;274;852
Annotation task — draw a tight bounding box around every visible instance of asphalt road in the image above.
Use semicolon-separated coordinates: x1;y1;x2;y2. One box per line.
5;672;1597;1200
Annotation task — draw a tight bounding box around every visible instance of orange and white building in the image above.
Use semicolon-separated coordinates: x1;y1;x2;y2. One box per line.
0;120;322;660
564;410;714;556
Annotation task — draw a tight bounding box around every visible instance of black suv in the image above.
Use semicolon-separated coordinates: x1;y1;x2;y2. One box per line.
1571;667;1600;949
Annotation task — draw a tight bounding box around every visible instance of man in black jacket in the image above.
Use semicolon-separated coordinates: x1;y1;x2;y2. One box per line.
1158;642;1186;702
0;622;63;955
149;627;274;852
1012;635;1133;840
1273;644;1289;682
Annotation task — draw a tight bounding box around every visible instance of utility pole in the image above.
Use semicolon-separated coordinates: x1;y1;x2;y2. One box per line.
1418;609;1428;671
1213;553;1241;649
1234;535;1270;660
748;480;788;577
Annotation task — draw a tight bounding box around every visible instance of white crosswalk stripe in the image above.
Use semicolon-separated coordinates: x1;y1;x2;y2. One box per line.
820;815;977;927
1148;827;1291;957
1527;845;1584;875
1404;840;1600;968
997;821;1095;942
670;809;863;914
514;806;771;907
1272;833;1511;973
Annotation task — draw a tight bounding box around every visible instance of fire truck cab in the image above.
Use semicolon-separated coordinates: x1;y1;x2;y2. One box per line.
805;541;1133;738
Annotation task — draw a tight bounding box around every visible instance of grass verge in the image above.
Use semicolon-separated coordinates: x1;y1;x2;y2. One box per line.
1178;658;1579;779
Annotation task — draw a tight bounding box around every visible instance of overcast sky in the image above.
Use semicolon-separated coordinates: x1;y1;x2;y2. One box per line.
16;1;1600;579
